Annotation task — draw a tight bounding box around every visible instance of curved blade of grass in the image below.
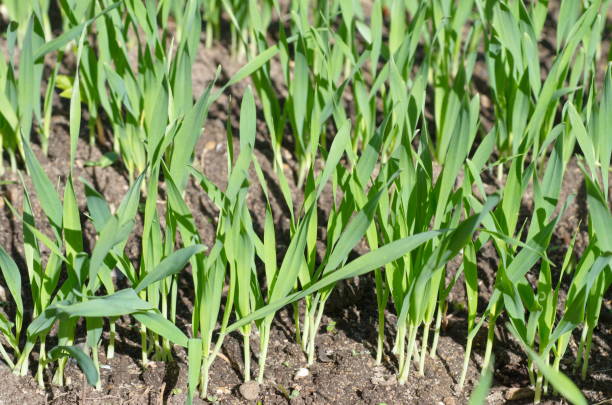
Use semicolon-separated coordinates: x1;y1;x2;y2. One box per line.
507;323;588;405
48;345;98;386
33;1;122;61
21;136;62;231
80;178;111;232
88;217;134;290
133;311;189;347
63;177;83;260
115;172;144;226
54;289;153;318
0;246;23;320
134;245;205;293
226;230;445;333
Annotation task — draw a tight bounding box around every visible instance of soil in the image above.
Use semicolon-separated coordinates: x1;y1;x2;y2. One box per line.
0;3;611;405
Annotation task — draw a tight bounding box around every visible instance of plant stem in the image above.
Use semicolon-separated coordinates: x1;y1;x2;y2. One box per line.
107;319;116;359
170;275;178;324
92;345;102;390
534;370;543;404
527;359;535;386
419;323;430;376
200;334;226;398
394;323;406;373
257;322;271;383
301;305;312;353
399;324;418;384
205;22;214;48
482;315;496;372
575;326;587;372
160;287;171;361
141;325;149;366
88;116;96;146
52;359;65;386
14;340;34;376
458;335;473;390
36;340;45;387
200;339;211;399
294;301;303;349
200;362;210;399
374;269;387;365
551;334;570;396
307;300;325;365
9;150;17;173
581;326;594;380
430;303;443;359
243;331;251;382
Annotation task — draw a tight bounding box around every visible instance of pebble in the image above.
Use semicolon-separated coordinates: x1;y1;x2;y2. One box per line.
7;186;18;204
239;381;260;401
504;387;534;401
486;390;505;404
317;347;333;363
204;141;216;152
294;367;309;380
443;397;456;405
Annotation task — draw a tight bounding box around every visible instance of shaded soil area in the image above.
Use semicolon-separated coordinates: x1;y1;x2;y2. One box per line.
1;4;612;405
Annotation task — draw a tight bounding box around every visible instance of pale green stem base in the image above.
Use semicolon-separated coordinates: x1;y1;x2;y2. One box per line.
394;324;406;373
36;341;46;387
307;301;325;365
243;332;251;382
419;323;430;375
458;336;473;390
430;304;443;359
581;327;594;380
398;325;418;384
482;317;496;373
257;323;271;383
534;372;543;403
107;321;116;359
92;345;102;390
141;326;149;367
14;340;34;376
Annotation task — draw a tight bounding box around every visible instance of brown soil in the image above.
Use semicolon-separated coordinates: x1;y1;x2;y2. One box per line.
1;4;611;405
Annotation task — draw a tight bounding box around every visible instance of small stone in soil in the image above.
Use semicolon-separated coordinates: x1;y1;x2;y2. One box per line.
239;381;260;401
317;347;333;362
504;387;534;401
204;141;216;151
443;396;457;405
486;390;505;404
294;367;309;380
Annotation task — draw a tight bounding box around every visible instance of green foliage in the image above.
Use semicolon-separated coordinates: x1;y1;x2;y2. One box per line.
0;1;609;404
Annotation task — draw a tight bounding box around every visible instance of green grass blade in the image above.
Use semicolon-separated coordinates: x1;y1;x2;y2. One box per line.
186;338;203;405
0;246;23;320
227;230;444;333
134;245;205;293
21;137;62;231
48;345;99;386
133;311;189;347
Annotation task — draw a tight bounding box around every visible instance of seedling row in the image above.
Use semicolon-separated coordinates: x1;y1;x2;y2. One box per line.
0;1;610;404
